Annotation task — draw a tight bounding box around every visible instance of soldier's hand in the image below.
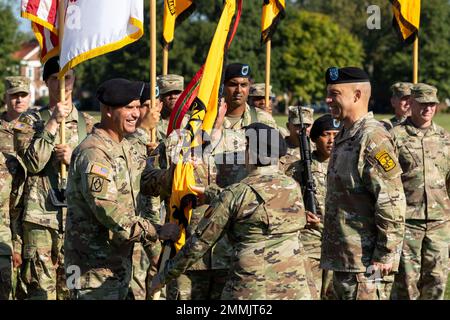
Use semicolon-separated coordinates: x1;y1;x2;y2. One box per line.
51;102;72;124
306;211;320;226
212;99;227;140
140;104;161;131
55;144;73;165
159;223;180;241
12;252;22;268
372;262;393;277
148;273;164;298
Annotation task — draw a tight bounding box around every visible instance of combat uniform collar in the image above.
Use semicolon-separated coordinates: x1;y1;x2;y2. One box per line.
223;103;252;129
247;164;280;178
90;125;127;158
335;112;374;145
404;117;438;137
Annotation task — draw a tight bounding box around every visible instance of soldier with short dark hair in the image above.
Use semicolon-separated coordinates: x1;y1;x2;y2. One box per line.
287;114;341;299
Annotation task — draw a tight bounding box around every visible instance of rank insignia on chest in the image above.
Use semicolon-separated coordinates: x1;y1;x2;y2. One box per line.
375;150;396;172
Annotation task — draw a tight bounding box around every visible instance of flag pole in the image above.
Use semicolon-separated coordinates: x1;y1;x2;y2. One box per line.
265;40;271;114
412;36;419;84
150;0;157;143
162;45;169;75
58;0;67;182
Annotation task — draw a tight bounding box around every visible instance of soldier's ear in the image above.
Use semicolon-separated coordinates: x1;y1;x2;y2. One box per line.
354;89;362;103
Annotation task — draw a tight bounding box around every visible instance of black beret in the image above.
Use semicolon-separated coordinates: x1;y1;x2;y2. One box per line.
310;114;342;141
43;56;60;81
224;63;251;83
244;122;287;166
96;78;145;107
325;66;370;85
140;83;160;104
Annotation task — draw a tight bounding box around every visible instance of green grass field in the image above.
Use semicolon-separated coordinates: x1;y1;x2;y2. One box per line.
273;112;450;131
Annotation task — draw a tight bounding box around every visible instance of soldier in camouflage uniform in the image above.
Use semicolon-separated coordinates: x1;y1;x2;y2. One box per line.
0;77;30;299
287;114;341;299
144;64;280;300
157;74;184;140
149;123;311;300
390;83;450;300
248;83;275;114
321;67;406;300
64;78;178;300
380;82;413;131
13;57;95;300
129;83;163;300
280;106;313;172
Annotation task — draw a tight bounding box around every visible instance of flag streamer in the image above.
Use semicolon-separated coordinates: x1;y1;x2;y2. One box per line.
391;0;421;43
168;0;242;252
261;0;285;44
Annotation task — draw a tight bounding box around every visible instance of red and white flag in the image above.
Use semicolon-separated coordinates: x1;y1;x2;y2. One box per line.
21;0;61;63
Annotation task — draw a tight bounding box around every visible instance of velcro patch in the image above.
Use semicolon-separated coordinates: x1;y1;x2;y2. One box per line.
90;176;105;192
375;150;396;172
89;162;110;179
13;121;30;131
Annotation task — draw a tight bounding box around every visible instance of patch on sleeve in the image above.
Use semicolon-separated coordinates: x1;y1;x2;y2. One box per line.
89;162;110;179
375;150;396;172
13;121;31;131
90;176;104;192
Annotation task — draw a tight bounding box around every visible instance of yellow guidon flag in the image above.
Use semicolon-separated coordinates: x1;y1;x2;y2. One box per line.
391;0;421;42
261;0;286;44
169;0;238;252
162;0;195;46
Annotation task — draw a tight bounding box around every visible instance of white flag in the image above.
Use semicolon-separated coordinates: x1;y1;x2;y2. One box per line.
59;0;144;75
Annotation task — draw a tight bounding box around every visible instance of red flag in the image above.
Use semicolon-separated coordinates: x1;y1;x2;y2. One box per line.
21;0;60;63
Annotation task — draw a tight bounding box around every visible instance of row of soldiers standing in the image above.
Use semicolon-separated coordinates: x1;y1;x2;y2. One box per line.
0;58;449;300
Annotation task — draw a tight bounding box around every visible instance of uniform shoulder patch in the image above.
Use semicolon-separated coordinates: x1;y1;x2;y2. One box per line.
375;150;396;172
89;162;110;179
13;121;31;131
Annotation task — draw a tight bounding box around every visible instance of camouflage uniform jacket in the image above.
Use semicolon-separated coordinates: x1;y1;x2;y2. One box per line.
288;151;329;239
380;115;406;131
13;106;95;230
280;141;301;173
158;166;309;299
321;112;406;273
64;126;160;290
390;118;450;221
0;114;26;255
0;152;14;256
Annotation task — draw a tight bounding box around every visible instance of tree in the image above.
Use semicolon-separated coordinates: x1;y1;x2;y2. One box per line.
273;10;364;104
296;0;450;111
0;3;20;98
